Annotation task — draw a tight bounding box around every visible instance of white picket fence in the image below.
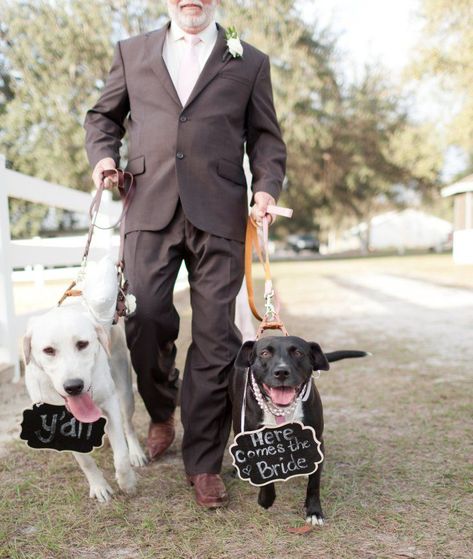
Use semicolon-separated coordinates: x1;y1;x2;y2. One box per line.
0;154;122;382
0;154;253;384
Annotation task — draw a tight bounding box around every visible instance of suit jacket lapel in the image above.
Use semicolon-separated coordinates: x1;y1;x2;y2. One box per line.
146;23;182;109
184;24;231;109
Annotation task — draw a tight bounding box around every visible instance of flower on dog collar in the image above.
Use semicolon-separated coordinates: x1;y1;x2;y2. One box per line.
125;293;137;315
225;26;243;59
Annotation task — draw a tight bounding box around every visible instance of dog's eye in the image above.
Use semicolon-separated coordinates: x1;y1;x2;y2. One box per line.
293;349;304;358
260;350;271;358
43;347;56;356
76;340;89;351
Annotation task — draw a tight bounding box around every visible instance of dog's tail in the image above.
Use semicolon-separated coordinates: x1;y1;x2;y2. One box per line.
325;350;370;363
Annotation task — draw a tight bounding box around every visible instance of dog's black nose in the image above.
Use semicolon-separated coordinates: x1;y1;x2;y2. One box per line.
273;369;290;379
63;378;84;395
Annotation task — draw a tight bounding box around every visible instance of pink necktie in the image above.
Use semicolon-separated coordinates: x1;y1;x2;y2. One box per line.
177;35;201;106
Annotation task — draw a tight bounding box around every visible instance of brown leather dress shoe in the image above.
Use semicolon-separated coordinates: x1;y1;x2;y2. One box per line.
187;473;229;508
147;414;175;461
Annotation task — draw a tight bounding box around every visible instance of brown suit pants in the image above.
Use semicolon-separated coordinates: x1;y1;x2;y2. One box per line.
124;202;244;475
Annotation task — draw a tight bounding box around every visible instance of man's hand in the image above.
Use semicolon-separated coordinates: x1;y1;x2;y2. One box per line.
92;157;118;190
251;192;276;226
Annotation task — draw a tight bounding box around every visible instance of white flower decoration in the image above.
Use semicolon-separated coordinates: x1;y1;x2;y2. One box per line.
227;37;243;58
225;26;243;59
125;293;137;314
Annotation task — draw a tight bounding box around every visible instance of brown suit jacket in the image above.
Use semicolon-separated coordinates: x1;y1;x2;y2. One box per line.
84;22;286;242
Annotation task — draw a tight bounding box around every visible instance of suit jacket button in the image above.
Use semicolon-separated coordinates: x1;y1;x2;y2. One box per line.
176;152;184;160
179;116;188;122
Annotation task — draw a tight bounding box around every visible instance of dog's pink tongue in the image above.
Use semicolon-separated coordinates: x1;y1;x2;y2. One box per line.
65;393;102;423
268;386;296;406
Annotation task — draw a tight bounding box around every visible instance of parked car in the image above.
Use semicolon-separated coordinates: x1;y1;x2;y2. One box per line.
286;233;320;253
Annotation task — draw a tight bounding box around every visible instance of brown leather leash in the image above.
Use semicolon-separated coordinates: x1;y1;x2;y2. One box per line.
240;204;293;433
245;205;293;339
57;169;135;323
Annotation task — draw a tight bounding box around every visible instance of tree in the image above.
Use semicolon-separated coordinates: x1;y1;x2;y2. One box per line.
411;0;473;161
0;0;166;189
223;0;342;233
0;0;166;237
322;69;443;250
0;58;14;117
1;0;443;242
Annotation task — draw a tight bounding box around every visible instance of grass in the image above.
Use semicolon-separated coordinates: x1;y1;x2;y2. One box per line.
1;254;472;558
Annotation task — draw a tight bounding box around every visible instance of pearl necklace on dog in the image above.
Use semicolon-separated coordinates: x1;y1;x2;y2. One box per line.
250;372;302;420
239;369;315;432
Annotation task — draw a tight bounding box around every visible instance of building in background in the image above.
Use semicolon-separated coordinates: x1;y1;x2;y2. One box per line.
441;175;473;264
326;209;452;255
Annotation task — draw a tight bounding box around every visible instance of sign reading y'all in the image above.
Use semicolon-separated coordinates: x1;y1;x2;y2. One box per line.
20;403;106;453
229;421;323;486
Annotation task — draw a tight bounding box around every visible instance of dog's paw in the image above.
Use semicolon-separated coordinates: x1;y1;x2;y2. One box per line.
89;481;114;502
306;513;324;527
116;467;137;494
128;442;148;467
258;484;276;509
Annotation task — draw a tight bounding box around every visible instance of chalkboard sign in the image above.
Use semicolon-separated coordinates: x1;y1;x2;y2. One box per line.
230;421;323;487
20;403;106;453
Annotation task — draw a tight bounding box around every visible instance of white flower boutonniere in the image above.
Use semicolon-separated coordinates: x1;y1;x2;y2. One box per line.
225;26;243;59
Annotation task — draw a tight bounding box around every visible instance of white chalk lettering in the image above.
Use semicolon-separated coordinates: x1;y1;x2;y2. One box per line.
60;416;77;438
288;437;311;452
250;431;265;446
256;461;275;480
283;428;294;441
297;457;307;469
250;428;295;447
255;446;276;457
255;453;308;480
35;413;58;443
235;450;246;463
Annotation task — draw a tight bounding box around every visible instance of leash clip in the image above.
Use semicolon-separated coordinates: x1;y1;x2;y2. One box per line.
264;289;276;320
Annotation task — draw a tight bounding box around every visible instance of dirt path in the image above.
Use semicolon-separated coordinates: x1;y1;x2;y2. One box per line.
1;255;472;559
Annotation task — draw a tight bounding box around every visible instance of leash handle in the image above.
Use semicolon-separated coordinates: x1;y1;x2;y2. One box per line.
244;205;292;338
89;169;135;230
85;169;135;262
266;204;293;219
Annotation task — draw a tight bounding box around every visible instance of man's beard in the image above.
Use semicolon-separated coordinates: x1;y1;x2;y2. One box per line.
168;1;218;31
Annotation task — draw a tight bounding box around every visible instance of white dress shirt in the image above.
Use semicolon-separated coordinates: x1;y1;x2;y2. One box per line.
162;20;219;89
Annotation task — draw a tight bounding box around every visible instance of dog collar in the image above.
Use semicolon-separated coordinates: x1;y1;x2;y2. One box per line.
249;372;311;422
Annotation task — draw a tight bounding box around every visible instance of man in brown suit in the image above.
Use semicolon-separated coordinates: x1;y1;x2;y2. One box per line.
84;0;286;508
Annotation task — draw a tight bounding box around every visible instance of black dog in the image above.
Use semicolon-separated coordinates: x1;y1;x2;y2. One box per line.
230;335;367;525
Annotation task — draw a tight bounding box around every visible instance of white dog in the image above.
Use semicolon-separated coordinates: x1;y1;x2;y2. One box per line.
23;257;147;502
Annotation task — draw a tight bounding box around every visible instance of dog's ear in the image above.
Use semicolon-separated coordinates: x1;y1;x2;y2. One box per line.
309;342;330;371
95;325;111;358
235;341;256;368
23;333;32;365
23;317;37;365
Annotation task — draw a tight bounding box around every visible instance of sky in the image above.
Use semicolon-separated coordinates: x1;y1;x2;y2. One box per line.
298;0;466;179
300;0;421;82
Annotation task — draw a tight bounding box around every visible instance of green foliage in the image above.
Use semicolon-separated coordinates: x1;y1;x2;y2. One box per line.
0;0;166;189
305;68;443;242
0;0;442;239
412;0;473;158
223;0;342;232
0;0;166;238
